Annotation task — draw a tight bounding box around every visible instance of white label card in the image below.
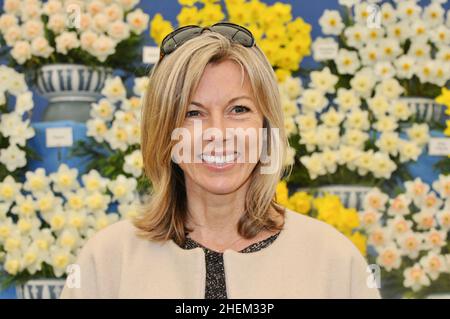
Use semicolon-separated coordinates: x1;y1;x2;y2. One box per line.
46;127;73;148
314;42;338;61
143;46;160;64
428;138;450;156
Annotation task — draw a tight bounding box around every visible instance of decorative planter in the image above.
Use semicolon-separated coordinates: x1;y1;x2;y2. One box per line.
36;64;112;122
299;185;373;211
400;97;446;125
15;279;65;299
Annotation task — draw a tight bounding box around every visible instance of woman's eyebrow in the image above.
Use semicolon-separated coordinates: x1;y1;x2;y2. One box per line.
190;95;254;107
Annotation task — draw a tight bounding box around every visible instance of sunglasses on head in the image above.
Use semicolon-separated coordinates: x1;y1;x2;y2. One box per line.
158;22;256;63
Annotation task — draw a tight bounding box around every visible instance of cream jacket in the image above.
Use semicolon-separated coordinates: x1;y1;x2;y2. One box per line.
60;209;381;299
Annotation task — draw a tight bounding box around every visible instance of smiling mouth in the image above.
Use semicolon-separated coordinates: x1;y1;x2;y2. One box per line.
198;152;241;165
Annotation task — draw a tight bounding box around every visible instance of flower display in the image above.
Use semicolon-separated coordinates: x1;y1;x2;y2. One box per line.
70;76;148;192
276;180;367;256
312;0;449;128
149;0;312;81
0;66;36;181
0;0;150;74
0;164;143;284
286;68;430;187
360;175;450;298
434;87;450;175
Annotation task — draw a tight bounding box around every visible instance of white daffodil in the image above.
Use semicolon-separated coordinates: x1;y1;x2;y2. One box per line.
419;192;443;213
423;3;445;27
48;211;67;232
396;232;423;259
334;88;361;111
298;89;328;113
35;191;63;216
380;3;398;26
55;31;80;55
375;78;404;99
432;175;450;200
57;227;81;252
300;154;327;180
48;246;75;277
336;49;361;75
405;178;430;201
16;217;40;236
4;251;22;276
398;140;422;163
430;61;450;87
22;244;46;275
85;191;111;213
387;216;413;237
397;0;422;21
101;76;126;103
66;210;89;233
320;149;340;174
373;116;398;132
0;144;26;172
81;169;109;194
133;76;150;97
107;174;137;203
107;20;130;42
344;25;367;49
413;210;437;231
86;118;108;143
363;188;389;212
436;209;450;231
23;168;50;196
8;119;35;147
90;98;115;121
49;164;80;194
414;60;435;84
374;61;396;80
387;21;411;43
298;130;318;153
350;68;376;98
378;38;402;61
319;9;344;35
353;2;371;25
310;67;338;93
406;123;430;147
355;150;376;176
344;110;370;130
15;91;33;114
320;108;344;128
0;175;22;203
0;112;24;138
403;264;431;292
367;95;390;119
420;252;446;280
90;212;120;232
342;129;368;150
376;132;400;157
123;149;144;178
4;232;30;253
372;152;397;179
64;188;88;212
31;228;55;253
295;113;317;132
366;27;385;42
423;229;447;253
390;99;412;121
376;244;402;272
436;45;450;63
0;217;16;244
285;118;298;138
105;122;130;151
338;146;361;169
125;122;141;145
367;226;392;248
429;25;450;46
388;194;412;216
11;194;37;218
359;209;382;230
408;40;431;60
114;110;137;126
118;201;142;219
359;44;380;66
126;8;150;34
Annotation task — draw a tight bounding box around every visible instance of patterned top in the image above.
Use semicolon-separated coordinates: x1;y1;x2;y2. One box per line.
180;231;281;299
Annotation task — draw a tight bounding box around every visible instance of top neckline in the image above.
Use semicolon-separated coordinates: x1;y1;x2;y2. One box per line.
182;230;281;254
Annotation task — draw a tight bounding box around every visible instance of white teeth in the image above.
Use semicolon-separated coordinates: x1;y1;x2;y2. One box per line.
200;153;237;165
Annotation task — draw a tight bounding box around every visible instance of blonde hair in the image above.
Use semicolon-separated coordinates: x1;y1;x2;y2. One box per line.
135;31;291;246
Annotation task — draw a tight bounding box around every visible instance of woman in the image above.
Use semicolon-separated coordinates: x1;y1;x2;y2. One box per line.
61;23;381;299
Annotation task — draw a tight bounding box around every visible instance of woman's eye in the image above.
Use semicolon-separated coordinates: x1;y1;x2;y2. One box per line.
231;105;250;114
186;110;201;118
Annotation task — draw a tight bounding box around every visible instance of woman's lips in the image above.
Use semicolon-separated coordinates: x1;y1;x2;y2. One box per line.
197;152;241;171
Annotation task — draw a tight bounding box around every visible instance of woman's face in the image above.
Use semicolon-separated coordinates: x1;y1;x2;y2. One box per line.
176;59;264;195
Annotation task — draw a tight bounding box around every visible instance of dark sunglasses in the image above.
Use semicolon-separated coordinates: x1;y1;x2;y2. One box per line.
158;22;256;63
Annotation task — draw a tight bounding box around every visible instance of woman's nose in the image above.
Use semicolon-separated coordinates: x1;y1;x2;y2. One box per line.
203;112;229;141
